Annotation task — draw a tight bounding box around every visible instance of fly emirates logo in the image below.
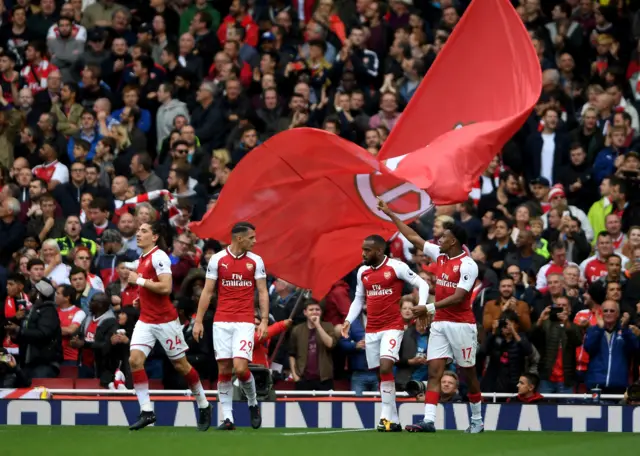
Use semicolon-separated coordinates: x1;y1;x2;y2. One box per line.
222;273;253;287
436;273;457;289
366;284;393;297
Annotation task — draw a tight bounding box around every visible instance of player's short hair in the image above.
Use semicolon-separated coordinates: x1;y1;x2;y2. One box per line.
521;372;540;390
231;222;255;235
364;234;387;249
442;221;467;247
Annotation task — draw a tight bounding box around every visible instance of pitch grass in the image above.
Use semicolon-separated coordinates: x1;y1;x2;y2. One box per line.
0;426;636;456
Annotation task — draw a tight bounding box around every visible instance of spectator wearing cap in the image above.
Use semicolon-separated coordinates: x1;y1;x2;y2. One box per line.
558;143;598;213
180;0;221;36
4;278;62;378
94;229;138;286
524;107;571;186
529;176;551;213
75;29;111;74
542;184;593;242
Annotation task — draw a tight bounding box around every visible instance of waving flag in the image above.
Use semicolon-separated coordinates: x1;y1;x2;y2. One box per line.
190;0;541;298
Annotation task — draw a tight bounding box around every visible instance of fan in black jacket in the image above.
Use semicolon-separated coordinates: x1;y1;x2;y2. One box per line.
4;279;62;379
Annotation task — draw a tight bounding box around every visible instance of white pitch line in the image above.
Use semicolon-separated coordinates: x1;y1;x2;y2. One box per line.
280;429;372;436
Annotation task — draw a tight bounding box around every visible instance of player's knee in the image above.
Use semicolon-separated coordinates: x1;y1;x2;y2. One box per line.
129;352;145;370
379;360;394;375
171;357;190;375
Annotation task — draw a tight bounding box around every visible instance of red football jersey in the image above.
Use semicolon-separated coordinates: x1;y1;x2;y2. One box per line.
58;306;86;361
20;59;58;93
423;242;477;324
135;246;177;324
355;257;425;332
206;248;266;323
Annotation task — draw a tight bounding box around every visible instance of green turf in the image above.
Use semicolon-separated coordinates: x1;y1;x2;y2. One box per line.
0;426;636;456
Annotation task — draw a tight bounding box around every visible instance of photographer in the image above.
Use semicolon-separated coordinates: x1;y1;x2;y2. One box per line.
3;279;62;379
480;311;533;393
531;296;582;395
482;276;532;334
397;317;430;391
0;348;31;388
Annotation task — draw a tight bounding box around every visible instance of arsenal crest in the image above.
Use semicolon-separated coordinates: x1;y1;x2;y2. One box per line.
246;263;254;271
453;265;459;273
384;271;391;280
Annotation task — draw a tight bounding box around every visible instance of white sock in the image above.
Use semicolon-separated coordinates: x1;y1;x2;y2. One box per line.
240;374;258;407
218;381;234;421
470;401;482;422
423;403;437;423
189;380;209;409
380;380;397;422
134;382;152;412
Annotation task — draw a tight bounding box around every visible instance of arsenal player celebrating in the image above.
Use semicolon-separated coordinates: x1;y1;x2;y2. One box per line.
378;199;484;434
342;234;429;432
193;222;269;430
126;222;211;431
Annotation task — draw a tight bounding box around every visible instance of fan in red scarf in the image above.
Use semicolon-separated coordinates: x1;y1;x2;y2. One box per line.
19;41;58;94
3;274;31;354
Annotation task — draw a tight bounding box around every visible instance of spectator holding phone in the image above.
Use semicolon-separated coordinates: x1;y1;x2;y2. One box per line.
531;296;582;395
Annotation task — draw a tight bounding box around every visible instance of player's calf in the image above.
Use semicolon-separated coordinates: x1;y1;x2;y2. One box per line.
378;359;400;431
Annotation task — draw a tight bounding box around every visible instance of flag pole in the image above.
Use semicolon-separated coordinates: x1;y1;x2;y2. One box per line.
268;288;311;365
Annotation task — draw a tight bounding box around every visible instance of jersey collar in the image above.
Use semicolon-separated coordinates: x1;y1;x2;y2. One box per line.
141;245;158;258
371;256;388;270
227;246;246;259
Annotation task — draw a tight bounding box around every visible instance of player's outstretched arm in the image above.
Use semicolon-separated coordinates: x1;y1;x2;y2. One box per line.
376;197;425;252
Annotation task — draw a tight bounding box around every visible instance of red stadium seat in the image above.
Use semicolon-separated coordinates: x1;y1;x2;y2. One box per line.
74;379;101;389
274;380;295;391
32;378;74;389
58;365;78;378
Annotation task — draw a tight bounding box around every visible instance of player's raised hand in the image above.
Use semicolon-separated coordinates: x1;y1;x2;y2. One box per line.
341;320;351;338
377;197;391;215
192;321;204;342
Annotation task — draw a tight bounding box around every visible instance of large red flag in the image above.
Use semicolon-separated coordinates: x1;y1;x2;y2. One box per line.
190;0;541;298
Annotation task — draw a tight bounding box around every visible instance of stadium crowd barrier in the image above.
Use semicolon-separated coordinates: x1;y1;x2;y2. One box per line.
0;389;637;432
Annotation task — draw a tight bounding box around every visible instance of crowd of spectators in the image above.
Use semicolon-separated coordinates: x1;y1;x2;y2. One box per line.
1;0;640;403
